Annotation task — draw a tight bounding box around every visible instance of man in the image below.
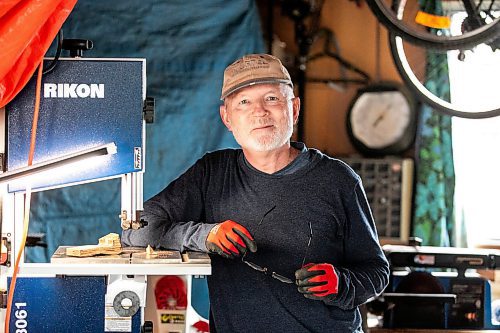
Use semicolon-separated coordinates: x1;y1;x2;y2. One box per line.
122;54;389;332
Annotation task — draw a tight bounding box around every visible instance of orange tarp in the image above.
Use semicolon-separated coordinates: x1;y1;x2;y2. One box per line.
0;0;78;108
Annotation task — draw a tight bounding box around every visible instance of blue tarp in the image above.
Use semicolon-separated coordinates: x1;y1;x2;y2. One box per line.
26;0;264;262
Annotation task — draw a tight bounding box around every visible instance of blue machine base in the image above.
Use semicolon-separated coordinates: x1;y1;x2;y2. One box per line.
7;276;141;333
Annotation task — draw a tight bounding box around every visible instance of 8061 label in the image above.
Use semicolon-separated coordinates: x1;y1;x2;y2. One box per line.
14;302;28;333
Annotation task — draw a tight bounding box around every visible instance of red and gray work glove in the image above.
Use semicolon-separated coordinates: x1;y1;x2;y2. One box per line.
295;263;339;301
206;220;257;259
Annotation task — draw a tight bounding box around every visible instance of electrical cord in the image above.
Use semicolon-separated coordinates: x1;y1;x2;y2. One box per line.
42;29;63;76
4;60;43;333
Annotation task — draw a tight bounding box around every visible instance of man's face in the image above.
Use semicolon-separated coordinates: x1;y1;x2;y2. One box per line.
220;84;300;152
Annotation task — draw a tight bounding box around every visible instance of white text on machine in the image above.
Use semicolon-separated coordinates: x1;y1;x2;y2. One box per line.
43;83;104;98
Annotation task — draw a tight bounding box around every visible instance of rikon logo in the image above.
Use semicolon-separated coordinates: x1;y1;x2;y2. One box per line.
43;83;104;98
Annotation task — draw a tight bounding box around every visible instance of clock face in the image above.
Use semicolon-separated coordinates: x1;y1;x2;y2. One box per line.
346;82;418;156
350;91;411;149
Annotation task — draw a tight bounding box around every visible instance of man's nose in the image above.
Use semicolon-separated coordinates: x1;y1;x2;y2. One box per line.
251;99;268;115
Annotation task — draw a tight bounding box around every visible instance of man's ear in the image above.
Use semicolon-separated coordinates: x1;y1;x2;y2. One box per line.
292;97;300;125
220;104;232;131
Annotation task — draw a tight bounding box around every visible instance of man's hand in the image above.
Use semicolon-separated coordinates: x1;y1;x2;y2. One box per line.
295;263;339;301
206;220;257;259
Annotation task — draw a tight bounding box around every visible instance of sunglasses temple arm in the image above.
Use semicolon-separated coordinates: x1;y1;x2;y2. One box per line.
272;273;294;284
301;222;313;267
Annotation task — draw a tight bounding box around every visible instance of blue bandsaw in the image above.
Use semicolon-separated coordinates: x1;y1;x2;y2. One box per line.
0;58;210;332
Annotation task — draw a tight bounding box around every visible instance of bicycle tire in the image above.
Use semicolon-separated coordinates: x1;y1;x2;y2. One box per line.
366;0;500;50
389;33;500;118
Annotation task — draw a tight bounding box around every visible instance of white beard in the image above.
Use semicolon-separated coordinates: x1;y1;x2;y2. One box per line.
234;114;294;152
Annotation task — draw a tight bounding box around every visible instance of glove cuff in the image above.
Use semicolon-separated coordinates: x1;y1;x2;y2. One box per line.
203;223;221;252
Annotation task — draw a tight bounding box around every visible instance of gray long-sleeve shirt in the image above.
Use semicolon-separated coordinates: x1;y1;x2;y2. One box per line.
122;143;389;332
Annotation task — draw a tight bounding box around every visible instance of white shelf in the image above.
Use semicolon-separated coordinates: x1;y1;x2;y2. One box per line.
17;263;211;277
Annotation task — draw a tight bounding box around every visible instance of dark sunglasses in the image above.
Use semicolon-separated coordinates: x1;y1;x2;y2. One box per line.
241;205;313;284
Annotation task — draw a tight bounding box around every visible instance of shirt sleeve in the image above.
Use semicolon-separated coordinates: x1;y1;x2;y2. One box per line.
325;180;390;309
121;156;217;252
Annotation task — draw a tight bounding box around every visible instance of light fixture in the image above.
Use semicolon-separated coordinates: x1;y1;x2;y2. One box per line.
0;142;117;184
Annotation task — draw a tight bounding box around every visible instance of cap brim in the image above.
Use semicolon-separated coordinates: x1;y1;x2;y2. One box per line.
220;78;293;100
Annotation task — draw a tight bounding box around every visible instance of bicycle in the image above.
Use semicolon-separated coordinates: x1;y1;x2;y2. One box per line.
386;1;500;118
366;0;500;50
279;0;500;119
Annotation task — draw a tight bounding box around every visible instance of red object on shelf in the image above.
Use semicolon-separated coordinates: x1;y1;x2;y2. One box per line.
192;320;209;333
155;275;187;310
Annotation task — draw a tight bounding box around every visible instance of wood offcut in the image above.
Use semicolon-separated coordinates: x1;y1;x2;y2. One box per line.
66;233;122;257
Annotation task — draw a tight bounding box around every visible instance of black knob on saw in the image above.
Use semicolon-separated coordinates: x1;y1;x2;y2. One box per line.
62;38;93;57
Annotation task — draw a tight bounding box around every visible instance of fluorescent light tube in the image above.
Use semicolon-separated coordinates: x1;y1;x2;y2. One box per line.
0;143;117;183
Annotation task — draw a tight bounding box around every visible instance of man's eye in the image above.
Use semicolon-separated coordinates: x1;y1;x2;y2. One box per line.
239;99;249;105
266;96;279;101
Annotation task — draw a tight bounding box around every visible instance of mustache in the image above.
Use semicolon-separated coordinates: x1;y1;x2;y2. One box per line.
251;118;274;128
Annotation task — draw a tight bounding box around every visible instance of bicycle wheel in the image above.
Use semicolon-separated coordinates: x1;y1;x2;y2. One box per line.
389;29;500;118
366;0;500;50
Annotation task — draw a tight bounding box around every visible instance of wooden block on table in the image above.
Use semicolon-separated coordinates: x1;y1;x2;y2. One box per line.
65;233;122;257
65;245;122;257
130;250;182;264
51;246;130;264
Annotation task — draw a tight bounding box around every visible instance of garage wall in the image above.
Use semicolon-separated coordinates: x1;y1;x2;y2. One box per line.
259;0;403;156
